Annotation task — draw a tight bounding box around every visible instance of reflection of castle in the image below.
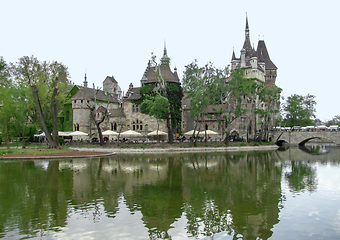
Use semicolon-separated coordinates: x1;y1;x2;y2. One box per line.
67;153;282;239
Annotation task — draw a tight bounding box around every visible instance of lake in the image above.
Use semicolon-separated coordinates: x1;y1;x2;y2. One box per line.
0;146;339;239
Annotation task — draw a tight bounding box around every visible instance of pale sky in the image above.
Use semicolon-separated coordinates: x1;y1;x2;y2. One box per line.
2;0;339;121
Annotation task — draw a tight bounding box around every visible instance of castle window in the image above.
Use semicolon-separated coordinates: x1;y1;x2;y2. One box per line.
132;105;135;112
127;125;130;130
145;124;148;131
81;100;83;103
133;125;135;130
74;100;76;104
136;119;139;123
136;105;139;112
136;125;139;130
140;125;143;130
76;124;79;131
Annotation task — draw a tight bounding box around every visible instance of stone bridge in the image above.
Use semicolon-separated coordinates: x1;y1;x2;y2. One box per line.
272;131;340;146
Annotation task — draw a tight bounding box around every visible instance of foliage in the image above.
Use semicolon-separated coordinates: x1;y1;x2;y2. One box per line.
183;61;229;142
141;92;169;120
11;56;70;148
282;94;316;127
325;115;340;126
166;83;183;130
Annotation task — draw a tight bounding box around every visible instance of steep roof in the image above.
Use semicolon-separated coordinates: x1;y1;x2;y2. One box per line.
256;40;277;70
142;64;180;84
126;87;141;100
70;86;118;102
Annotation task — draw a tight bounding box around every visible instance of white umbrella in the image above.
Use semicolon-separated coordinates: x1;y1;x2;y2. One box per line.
102;130;119;136
58;131;71;136
69;131;88;136
199;130;219;136
147;130;168;136
120;130;142;137
183;130;199;136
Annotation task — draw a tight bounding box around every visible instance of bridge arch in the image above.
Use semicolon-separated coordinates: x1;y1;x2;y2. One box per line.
298;137;322;146
273;131;340;146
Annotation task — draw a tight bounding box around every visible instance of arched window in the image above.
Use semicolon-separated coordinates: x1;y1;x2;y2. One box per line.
76;124;80;131
145;124;148;131
114;123;117;131
136;105;139;112
132;105;135;112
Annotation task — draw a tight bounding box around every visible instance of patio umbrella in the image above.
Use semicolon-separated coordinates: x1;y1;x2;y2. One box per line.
69;131;88;136
183;130;199;136
147;130;168;136
102;130;119;136
198;130;219;136
58;131;71;136
119;130;142;137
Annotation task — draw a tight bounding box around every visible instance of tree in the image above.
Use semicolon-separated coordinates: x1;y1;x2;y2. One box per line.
87;85;108;146
13;56;70;148
256;85;281;141
282;94;316;127
182;61;218;143
141;92;169;142
325;115;340;126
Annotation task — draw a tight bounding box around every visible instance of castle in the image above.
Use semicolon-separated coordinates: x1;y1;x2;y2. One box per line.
58;15;278;141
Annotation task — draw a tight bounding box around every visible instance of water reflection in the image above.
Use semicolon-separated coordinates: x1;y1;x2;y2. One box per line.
0;148;340;239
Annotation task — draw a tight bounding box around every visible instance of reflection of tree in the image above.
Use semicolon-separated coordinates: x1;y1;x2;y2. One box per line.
0;161;72;238
285;161;317;193
128;157;184;239
182;152;282;240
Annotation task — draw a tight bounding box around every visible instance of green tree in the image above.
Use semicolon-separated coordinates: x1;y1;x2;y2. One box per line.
12;56;70;148
256;85;281;141
282;94;316;127
182;61;220;143
325;115;340;126
141;92;169;142
0;57;13;148
214;68;249;145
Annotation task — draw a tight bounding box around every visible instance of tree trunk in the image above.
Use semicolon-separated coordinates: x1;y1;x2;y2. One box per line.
167;111;173;143
4;119;10;149
51;82;59;144
31;85;58;148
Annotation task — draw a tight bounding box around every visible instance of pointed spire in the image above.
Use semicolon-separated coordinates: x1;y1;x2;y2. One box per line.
245;13;250;38
232;48;237;60
83;72;88;87
161;40;170;65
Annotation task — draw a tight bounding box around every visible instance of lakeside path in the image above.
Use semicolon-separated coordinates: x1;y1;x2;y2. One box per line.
71;145;279;155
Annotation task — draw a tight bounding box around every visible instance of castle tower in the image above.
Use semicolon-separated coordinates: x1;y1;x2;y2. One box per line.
256;40;277;87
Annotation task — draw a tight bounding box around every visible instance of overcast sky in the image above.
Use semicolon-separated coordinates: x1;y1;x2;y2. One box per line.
2;0;339;121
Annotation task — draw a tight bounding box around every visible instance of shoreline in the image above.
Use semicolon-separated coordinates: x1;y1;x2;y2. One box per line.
71;145;279;154
1;145;279;159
